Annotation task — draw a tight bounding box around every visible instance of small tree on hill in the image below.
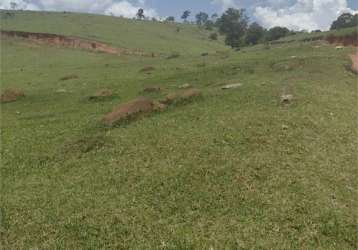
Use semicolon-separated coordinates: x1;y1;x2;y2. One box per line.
136;8;145;20
216;8;248;48
166;16;175;22
245;22;265;45
265;26;290;41
181;10;191;22
195;12;209;26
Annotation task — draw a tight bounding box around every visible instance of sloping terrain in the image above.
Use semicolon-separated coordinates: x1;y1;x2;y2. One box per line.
1;11;357;249
0;10;227;55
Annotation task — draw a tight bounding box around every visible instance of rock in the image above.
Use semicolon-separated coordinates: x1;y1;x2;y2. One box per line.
221;83;242;90
56;89;67;93
281;94;294;104
143;86;161;93
0;89;25;103
335;46;344;50
178;83;192;89
161;88;202;105
102;97;164;126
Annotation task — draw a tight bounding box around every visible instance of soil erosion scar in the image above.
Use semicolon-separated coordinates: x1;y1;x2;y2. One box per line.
0;30;157;57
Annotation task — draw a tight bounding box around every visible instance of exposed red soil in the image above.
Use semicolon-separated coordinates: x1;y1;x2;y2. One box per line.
326;33;358;47
0;88;25;103
102;97;165;126
350;52;358;73
1;30;157;57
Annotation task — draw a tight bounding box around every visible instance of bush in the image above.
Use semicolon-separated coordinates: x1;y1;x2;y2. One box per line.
209;32;218;40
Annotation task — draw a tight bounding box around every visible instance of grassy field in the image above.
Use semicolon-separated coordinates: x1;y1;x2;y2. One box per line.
1;11;357;249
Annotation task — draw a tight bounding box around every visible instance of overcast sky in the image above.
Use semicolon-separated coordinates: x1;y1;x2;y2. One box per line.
0;0;357;31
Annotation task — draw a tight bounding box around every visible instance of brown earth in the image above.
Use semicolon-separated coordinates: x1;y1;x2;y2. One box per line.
102;97;165;126
326;33;358;47
0;88;25;103
350;52;358;73
1;30;157;57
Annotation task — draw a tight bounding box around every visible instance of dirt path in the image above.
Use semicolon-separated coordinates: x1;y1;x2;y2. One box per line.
350;52;358;73
1;30;156;57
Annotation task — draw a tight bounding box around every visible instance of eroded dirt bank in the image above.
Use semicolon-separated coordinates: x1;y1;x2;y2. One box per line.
326;33;358;47
0;30;156;57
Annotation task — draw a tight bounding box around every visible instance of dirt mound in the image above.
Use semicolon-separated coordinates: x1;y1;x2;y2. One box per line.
143;86;161;93
0;88;25;103
1;30;156;57
161;88;202;105
102;97;164;126
140;66;156;73
60;74;78;81
350;53;358;73
89;89;115;101
326;33;358;47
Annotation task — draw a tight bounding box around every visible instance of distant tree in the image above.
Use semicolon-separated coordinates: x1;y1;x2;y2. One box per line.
166;16;175;22
265;26;290;41
209;32;218;40
204;20;215;30
330;13;358;30
181;10;191;22
152;17;157;22
216;8;249;48
195;12;209;26
10;2;18;10
136;8;145;20
211;13;218;21
245;22;265;45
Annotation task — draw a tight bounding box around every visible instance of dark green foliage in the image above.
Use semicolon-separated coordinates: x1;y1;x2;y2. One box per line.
181;10;191;22
209;32;218;40
217;8;248;48
330;13;358;30
245;22;265;45
195;12;209;26
166;16;175;22
136;8;145;20
265;26;290;41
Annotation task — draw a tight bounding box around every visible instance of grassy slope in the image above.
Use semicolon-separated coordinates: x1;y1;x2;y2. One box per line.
1;11;357;249
0;10;227;55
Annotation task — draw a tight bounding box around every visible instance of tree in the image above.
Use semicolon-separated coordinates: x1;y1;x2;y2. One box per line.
136;8;145;20
265;26;290;41
195;12;209;26
166;16;175;22
330;13;358;30
209;32;218;40
10;2;18;10
216;8;249;48
181;10;191;22
204;20;215;30
245;22;265;45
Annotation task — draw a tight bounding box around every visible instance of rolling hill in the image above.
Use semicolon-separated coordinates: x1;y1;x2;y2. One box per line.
1;10;357;249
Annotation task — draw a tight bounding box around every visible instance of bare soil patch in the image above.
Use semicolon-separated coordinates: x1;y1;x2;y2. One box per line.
326;33;358;47
349;52;358;73
102;97;164;126
0;88;25;103
1;30;156;57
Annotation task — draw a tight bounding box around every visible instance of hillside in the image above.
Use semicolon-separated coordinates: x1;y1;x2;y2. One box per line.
1;10;357;249
0;10;227;55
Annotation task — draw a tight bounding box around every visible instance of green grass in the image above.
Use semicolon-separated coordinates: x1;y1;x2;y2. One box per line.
0;10;227;55
1;11;357;249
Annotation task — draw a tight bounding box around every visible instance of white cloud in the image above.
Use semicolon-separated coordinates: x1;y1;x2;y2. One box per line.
254;0;357;31
211;0;238;11
0;0;159;18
